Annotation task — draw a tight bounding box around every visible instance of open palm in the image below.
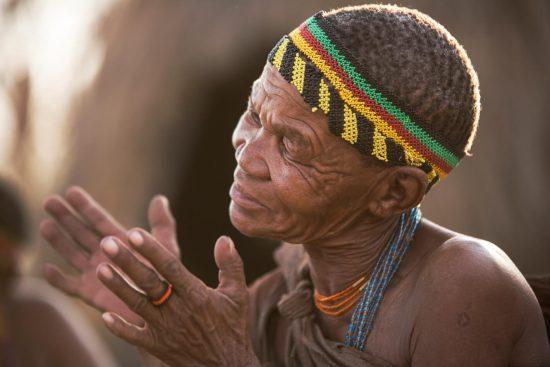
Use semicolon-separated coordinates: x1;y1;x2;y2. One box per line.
40;187;179;325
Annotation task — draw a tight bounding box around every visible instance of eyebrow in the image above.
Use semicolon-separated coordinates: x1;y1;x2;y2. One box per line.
247;96;255;112
273;117;312;150
249;90;315;151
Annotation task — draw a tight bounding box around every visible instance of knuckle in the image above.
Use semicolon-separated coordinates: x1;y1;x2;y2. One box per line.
160;258;182;278
146;327;166;351
231;256;244;269
131;295;149;312
233;256;245;269
141;271;160;291
224;261;244;276
234;287;249;303
187;286;208;305
141;331;155;350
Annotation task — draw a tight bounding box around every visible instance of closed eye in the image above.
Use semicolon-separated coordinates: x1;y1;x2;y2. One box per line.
247;99;262;127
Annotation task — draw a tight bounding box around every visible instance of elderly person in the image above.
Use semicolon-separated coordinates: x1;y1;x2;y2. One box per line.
40;5;549;367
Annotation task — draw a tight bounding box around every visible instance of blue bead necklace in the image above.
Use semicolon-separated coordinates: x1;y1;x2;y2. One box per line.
344;207;422;351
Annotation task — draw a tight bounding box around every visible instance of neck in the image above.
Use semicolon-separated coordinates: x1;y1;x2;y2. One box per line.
304;214;401;297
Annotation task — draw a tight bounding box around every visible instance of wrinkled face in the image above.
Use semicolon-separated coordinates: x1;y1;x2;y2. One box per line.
229;63;386;244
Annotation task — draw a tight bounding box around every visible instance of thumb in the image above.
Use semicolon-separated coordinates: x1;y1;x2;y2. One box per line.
148;195;179;257
214;236;247;301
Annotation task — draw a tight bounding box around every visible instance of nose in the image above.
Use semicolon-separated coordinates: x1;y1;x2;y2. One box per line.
232;118;271;181
236;142;270;181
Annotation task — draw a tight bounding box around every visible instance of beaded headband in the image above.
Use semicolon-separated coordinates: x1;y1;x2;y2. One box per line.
268;12;464;189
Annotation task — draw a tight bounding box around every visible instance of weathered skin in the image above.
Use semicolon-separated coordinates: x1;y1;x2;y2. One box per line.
41;63;550;366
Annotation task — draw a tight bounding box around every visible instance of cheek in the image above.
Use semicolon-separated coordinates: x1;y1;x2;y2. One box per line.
229;161;337;241
229;145;366;242
274;163;345;214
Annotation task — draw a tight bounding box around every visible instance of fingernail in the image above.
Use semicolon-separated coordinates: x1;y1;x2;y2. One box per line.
226;237;235;254
99;264;113;279
102;238;119;257
102;313;114;325
129;230;143;246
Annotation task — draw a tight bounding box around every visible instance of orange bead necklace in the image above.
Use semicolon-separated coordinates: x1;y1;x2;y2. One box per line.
314;275;369;317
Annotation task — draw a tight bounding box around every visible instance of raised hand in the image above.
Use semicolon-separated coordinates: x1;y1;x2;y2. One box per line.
41;186;179;324
97;229;259;367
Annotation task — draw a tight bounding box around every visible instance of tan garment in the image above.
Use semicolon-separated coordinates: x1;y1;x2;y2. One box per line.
249;244;394;367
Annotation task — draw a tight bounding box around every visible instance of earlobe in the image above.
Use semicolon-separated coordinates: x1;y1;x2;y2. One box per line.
366;177;395;219
393;167;428;210
368;167;427;218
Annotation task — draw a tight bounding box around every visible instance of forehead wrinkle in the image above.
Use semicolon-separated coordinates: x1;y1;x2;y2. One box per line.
249;79;264;106
263;73;309;115
255;65;337;155
262;74;324;135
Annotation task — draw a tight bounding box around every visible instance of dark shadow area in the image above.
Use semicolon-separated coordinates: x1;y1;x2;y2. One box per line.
172;41;278;287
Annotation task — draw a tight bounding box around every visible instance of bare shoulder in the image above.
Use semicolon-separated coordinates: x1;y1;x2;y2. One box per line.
417;235;537;314
418;235;532;299
410;235;550;366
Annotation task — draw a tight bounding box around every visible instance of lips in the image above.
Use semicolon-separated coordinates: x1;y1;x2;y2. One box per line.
230;183;267;210
229;168;269;212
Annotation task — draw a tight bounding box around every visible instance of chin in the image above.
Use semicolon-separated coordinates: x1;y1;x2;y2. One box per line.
229;201;305;243
229;201;278;239
229;201;264;237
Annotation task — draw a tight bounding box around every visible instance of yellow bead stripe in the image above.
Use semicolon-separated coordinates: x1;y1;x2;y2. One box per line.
272;38;289;70
372;128;388;162
291;53;306;94
318;78;330;114
289;29;446;179
342;104;359;144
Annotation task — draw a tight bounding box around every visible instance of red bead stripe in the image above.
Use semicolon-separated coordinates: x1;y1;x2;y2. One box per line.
298;24;452;174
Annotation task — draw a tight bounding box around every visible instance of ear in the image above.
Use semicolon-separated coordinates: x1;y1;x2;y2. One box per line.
367;166;427;218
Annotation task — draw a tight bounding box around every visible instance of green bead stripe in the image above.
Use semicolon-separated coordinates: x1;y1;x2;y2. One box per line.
307;17;459;167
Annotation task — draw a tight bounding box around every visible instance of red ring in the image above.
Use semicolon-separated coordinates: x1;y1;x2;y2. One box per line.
151;281;173;306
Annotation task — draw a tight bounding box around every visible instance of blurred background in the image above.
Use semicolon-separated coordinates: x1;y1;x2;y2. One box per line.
0;0;548;365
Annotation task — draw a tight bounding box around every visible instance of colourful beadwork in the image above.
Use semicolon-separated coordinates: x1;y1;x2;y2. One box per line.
267;12;465;188
344;207;422;350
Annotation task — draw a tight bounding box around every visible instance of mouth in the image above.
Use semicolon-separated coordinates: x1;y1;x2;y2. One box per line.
230;182;267;210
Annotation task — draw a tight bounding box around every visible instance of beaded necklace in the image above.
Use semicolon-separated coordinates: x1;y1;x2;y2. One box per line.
314;275;368;316
344;207;422;351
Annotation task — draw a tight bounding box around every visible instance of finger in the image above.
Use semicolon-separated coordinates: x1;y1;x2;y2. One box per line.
148;195;179;257
65;186;127;239
127;228;197;290
102;312;152;348
40;219;88;271
44;196;99;252
43;263;80;297
101;236;166;300
97;263;155;320
214;236;247;302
